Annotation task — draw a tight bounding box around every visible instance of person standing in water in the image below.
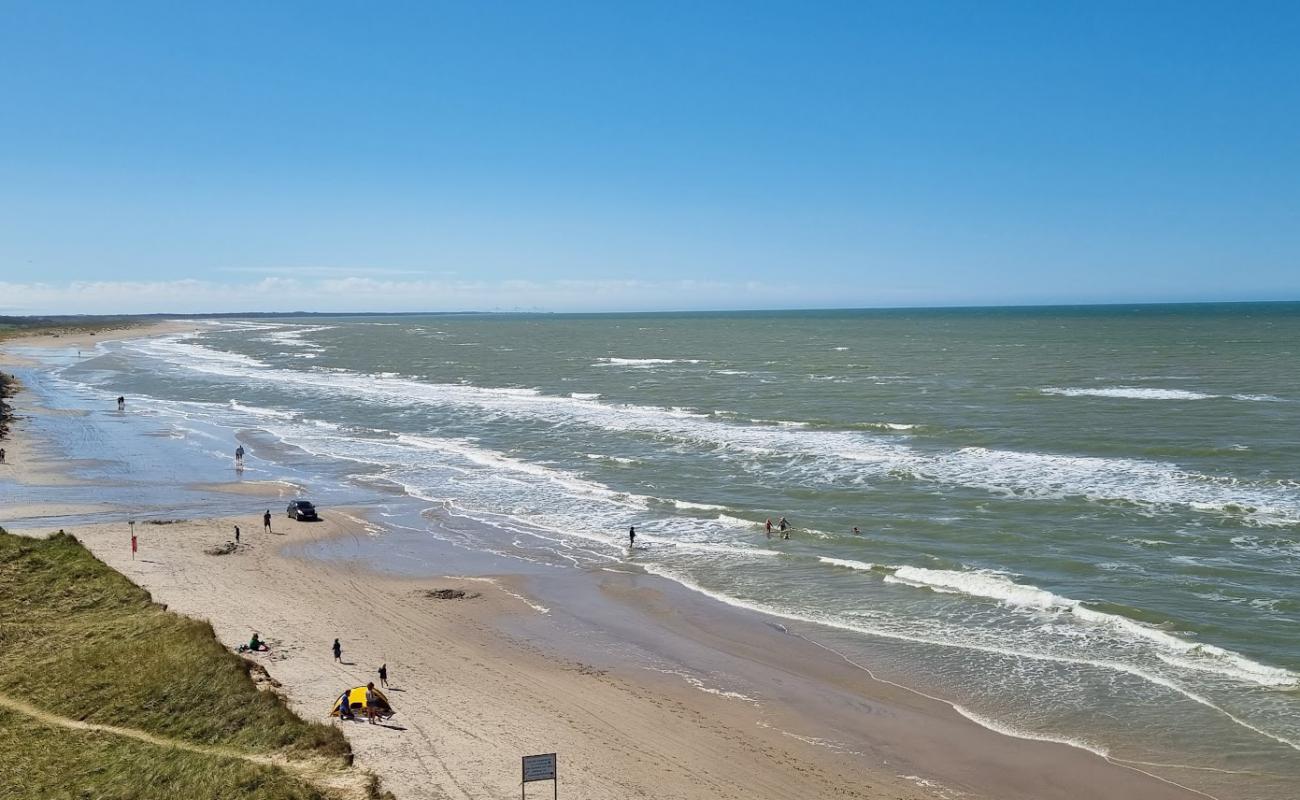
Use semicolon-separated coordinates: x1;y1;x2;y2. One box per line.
116;396;125;411
235;445;245;468
263;509;272;533
628;526;636;548
765;518;773;538
779;516;790;539
332;638;342;662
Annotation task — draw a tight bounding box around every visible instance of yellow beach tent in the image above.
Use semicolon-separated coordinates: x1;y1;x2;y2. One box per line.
330;686;394;719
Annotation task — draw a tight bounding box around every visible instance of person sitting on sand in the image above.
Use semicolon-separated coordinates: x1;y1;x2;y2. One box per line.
365;682;379;725
248;633;268;652
338;689;355;720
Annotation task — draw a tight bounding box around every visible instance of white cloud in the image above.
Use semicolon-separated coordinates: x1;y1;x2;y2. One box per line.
0;276;845;315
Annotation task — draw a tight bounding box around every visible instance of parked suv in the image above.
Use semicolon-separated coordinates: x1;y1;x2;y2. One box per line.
286;500;319;521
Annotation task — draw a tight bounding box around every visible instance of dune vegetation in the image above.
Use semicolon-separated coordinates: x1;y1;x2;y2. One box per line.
0;528;391;800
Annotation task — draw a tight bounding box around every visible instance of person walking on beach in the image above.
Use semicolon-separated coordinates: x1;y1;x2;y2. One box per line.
378;663;388;688
765;518;773;538
234;525;240;544
116;395;125;411
263;510;272;533
628;526;636;548
0;447;6;463
332;638;342;662
235;445;244;468
364;682;379;724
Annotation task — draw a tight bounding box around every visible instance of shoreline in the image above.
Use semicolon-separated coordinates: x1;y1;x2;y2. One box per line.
0;323;1226;799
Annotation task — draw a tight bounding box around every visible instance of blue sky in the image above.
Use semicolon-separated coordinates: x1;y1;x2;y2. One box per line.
1;2;1298;313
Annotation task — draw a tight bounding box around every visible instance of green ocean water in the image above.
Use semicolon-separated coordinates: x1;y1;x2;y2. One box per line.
64;304;1299;795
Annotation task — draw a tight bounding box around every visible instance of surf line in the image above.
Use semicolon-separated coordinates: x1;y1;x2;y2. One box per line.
785;630;1225;800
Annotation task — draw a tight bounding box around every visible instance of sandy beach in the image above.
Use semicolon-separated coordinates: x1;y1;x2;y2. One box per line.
0;324;1223;800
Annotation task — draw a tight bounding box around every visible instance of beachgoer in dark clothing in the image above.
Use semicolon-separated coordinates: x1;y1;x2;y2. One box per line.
117;396;125;411
628;526;636;548
333;638;342;662
852;526;861;535
249;633;267;651
765;519;772;538
779;517;790;539
338;690;354;720
0;447;5;463
234;525;240;544
378;664;388;688
235;445;245;467
263;510;272;533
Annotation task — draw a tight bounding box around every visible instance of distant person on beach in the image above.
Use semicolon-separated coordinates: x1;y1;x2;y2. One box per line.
116;396;125;411
248;632;267;652
378;663;388;688
234;525;240;544
0;447;5;463
235;445;244;467
765;518;773;538
779;517;790;539
337;689;355;720
365;682;379;724
852;526;861;535
263;510;272;533
333;638;342;662
628;526;636;548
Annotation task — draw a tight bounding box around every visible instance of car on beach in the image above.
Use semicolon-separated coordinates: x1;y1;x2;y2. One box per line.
286;500;319;521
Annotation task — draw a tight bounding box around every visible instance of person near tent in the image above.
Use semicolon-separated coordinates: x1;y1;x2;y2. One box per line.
365;682;380;724
337;689;355;720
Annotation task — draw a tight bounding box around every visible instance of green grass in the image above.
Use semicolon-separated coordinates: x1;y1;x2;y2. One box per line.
0;529;364;799
0;709;333;800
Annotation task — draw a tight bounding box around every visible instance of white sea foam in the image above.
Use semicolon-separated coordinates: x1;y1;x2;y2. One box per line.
818;556;876;571
570;392;601;399
1043;386;1285;402
596;357;702;366
883;566;1298;688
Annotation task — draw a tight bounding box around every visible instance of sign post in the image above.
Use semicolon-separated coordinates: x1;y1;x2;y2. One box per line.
521;753;556;800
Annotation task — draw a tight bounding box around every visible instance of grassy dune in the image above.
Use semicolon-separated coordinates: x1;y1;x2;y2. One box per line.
0;529;386;799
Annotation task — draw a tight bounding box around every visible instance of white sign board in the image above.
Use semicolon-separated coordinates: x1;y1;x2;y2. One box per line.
522;753;557;783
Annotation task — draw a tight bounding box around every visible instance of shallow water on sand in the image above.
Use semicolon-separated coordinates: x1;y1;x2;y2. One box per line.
19;305;1300;797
